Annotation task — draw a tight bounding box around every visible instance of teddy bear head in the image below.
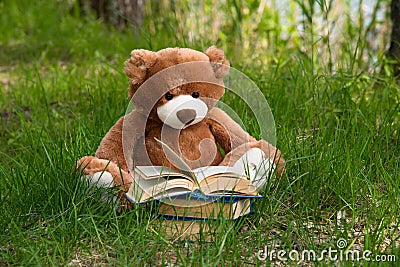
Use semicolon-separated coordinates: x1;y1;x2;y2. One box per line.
124;46;229;129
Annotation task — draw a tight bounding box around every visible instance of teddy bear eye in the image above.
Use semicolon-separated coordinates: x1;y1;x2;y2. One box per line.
165;92;173;100
192;92;200;98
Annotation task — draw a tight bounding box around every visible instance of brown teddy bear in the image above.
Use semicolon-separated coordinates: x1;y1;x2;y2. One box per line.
77;46;284;194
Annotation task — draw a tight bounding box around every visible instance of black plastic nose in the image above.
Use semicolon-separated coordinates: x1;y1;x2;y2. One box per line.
177;109;197;125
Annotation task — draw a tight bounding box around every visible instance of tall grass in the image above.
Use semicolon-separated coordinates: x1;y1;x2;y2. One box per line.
142;0;391;72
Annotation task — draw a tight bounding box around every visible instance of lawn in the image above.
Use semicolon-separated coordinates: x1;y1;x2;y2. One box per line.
0;0;399;266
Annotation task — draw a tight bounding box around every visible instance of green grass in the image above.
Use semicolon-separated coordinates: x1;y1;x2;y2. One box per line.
1;0;399;266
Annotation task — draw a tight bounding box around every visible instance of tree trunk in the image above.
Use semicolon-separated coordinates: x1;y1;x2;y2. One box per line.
387;0;400;76
78;0;143;32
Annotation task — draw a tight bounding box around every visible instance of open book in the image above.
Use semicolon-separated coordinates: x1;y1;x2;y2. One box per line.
124;138;259;204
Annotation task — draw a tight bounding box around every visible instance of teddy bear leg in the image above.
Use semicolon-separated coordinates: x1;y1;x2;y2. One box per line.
218;143;277;190
86;171;114;188
84;171;119;203
231;147;276;190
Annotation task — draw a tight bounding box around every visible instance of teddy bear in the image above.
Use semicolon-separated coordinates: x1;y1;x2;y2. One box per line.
76;46;284;195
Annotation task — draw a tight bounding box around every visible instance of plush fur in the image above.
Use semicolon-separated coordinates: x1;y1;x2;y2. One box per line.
76;46;284;193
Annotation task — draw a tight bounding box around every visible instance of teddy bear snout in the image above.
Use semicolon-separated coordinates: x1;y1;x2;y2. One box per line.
176;109;197;125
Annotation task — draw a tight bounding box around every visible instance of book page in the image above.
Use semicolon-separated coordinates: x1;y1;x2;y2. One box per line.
134;176;167;191
132;175;195;202
135;165;181;178
199;176;258;196
154;138;196;181
158;198;252;220
192;165;244;183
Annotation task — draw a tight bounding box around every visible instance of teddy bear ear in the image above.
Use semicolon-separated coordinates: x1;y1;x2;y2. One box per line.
204;46;230;79
124;49;158;84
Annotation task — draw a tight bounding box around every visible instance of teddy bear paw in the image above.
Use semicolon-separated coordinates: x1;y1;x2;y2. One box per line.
233;148;276;190
83;171;119;203
86;171;115;188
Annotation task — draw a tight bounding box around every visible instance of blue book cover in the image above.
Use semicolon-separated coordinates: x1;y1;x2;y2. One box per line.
159;202;255;222
123;190;263;205
156;192;263;221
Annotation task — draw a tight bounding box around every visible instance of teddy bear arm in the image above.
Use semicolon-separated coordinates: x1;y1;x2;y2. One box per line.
207;107;256;153
95;111;147;171
255;140;285;176
207;108;285;176
217;140;285;177
95;117;127;170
